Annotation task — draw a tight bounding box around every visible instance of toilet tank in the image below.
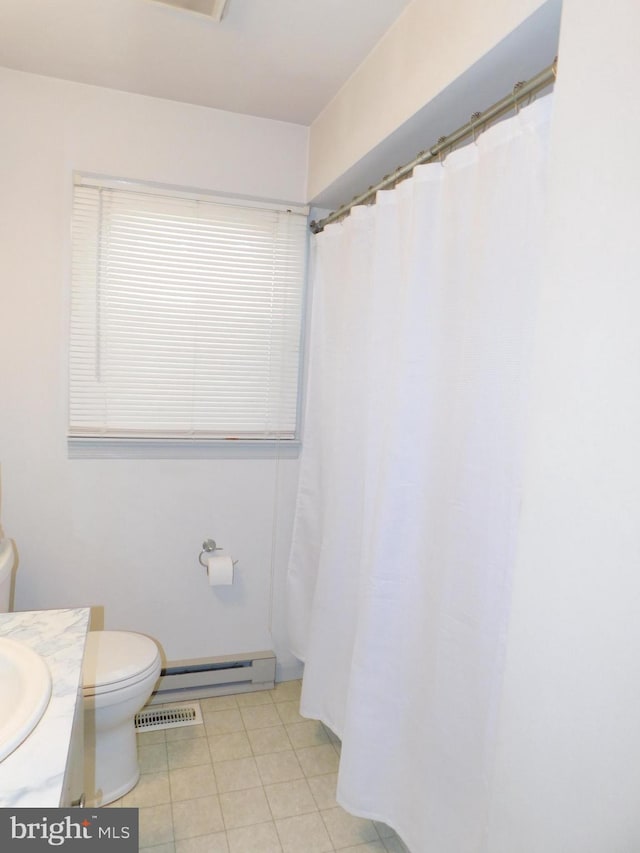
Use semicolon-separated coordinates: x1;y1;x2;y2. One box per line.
0;539;15;612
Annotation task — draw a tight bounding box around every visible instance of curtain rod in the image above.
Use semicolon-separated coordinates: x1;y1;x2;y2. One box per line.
310;57;558;234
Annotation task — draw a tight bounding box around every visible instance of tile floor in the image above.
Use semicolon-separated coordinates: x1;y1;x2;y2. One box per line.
106;680;411;853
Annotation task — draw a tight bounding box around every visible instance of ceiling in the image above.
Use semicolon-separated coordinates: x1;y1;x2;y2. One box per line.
0;0;411;125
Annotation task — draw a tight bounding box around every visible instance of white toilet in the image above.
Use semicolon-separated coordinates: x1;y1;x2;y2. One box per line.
0;538;161;807
82;629;161;806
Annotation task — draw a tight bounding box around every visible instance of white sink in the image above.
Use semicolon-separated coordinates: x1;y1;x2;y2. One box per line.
0;637;52;762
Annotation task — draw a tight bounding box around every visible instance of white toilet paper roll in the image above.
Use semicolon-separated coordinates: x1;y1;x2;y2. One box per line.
206;552;234;586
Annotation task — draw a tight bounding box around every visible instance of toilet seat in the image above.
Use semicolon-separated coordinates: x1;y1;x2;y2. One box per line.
83;630;161;697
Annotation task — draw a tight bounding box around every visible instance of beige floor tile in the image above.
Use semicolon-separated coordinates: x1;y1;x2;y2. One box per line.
167;737;211;770
270;681;302;703
247;724;292;755
307;773;338;810
138;803;174;848
203;709;244;736
175;832;229;853
170;763;217;802
285;720;329;749
121;771;171;807
139;743;169;774
255;750;304;785
240;704;282;730
275;701;306;725
214;756;262;793
137;728;167;746
200;694;239;712
321;806;379;849
264;778;318;820
208;731;253;762
236;690;274;707
296;744;340;777
172;794;224;840
227;821;283;853
219;786;272;829
115;682;412;853
166;723;207;742
275;812;333;853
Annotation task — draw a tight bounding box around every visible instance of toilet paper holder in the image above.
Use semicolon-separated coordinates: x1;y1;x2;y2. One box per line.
198;539;239;569
198;539;220;567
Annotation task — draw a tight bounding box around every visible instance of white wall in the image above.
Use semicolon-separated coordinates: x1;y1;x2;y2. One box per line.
0;67;308;679
307;0;548;201
487;1;640;849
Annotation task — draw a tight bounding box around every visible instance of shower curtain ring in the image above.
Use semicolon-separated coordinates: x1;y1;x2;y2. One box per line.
470;113;482;143
512;81;526;114
434;136;448;166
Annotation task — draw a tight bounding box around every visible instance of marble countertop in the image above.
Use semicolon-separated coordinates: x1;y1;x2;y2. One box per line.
0;608;90;807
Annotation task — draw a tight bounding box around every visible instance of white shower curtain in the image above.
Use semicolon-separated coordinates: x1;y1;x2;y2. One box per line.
287;96;553;853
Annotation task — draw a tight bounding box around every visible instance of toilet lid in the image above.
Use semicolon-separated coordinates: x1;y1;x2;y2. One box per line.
83;630;160;692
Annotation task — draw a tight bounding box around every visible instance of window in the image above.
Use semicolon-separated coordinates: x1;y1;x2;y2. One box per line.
69;177;308;454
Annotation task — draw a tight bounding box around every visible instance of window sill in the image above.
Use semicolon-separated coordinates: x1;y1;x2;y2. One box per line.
68;437;301;460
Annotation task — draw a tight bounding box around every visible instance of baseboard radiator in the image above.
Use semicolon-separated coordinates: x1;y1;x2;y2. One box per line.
148;650;276;705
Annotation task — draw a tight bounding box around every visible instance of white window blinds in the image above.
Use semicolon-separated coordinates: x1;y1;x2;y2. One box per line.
69;179;308;442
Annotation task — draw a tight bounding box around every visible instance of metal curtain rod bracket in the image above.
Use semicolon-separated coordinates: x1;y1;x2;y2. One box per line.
310;57;558;234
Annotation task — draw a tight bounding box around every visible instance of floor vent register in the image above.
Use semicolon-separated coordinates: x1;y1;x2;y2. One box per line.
134;701;203;732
